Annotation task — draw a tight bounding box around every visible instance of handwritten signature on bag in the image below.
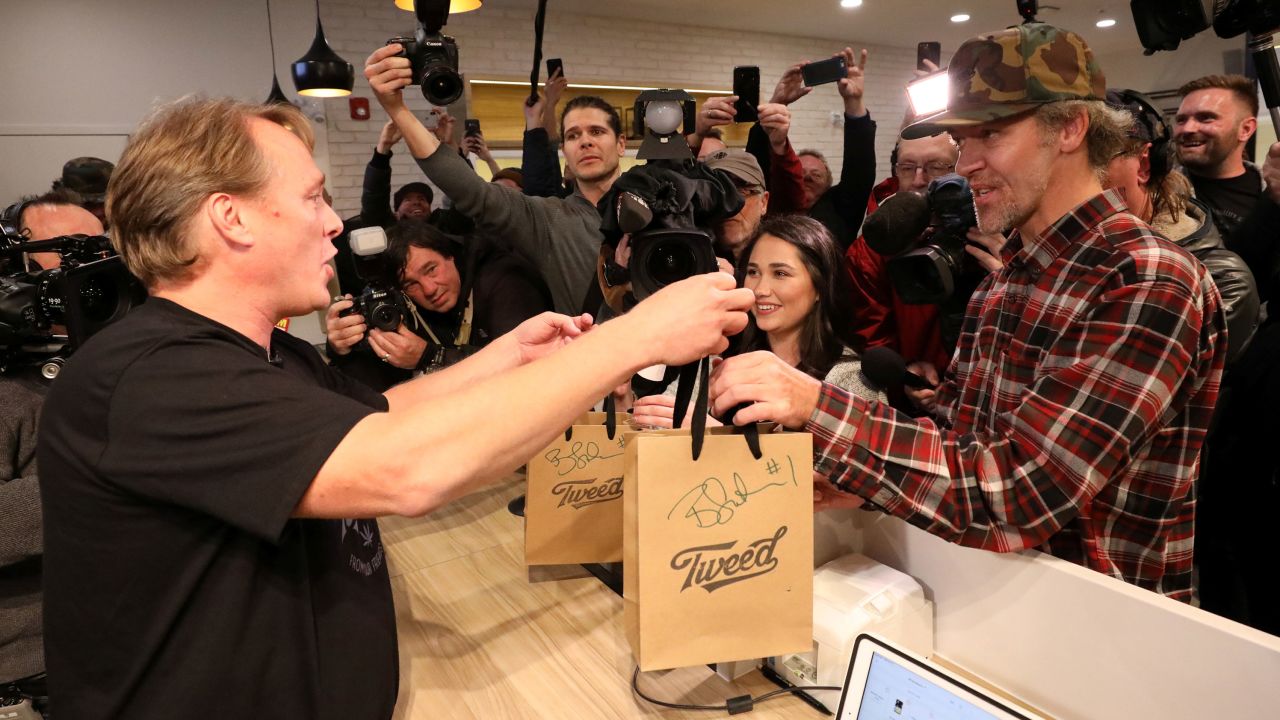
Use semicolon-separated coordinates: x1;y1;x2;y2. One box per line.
667;456;797;528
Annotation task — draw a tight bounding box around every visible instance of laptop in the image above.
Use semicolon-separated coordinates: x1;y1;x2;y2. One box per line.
834;634;1047;720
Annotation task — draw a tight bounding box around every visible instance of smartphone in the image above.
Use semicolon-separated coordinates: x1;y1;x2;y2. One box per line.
732;66;760;123
464;119;481;138
917;41;942;71
800;55;847;88
546;57;564;79
423;106;442;130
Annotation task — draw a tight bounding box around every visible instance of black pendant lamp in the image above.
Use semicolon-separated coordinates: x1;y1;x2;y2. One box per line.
263;0;290;104
292;0;354;97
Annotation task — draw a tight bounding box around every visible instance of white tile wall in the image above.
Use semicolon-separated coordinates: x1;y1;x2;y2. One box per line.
317;0;922;218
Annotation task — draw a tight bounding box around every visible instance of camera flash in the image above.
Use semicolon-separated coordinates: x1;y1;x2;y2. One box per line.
645;100;684;135
907;71;950;118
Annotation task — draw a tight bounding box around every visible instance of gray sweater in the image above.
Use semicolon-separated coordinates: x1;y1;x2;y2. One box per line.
1;373;47;682
415;147;602;315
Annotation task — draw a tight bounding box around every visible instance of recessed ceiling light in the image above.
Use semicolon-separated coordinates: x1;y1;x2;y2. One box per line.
1096;18;1116;28
840;0;862;8
951;13;971;23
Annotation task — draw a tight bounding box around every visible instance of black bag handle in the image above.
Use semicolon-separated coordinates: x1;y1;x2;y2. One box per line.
670;357;762;462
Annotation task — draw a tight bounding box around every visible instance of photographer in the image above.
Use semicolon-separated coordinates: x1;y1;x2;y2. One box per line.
37;96;754;718
326;219;550;391
0;191;105;716
367;44;615;315
361;119;438;229
522;67;573;199
709;23;1227;602
690;96;805;213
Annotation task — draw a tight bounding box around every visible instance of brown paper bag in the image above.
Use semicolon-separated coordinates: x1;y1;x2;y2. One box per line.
623;426;814;670
524;411;637;565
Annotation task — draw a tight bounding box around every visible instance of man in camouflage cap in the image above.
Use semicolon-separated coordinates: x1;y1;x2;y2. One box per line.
709;23;1229;602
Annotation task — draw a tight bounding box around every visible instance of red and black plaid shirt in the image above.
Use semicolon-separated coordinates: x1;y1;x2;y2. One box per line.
808;191;1227;600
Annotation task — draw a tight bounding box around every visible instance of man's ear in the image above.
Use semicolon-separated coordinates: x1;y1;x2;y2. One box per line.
205;193;255;251
1240;115;1258;143
1058;107;1090;154
616;133;627;156
1137;143;1153;185
759;190;770;215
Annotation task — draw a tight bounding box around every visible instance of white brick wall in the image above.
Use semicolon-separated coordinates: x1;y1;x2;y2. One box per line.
318;1;921;218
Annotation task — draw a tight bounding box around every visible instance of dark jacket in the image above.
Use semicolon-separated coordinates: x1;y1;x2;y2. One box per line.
330;239;551;392
1156;198;1260;363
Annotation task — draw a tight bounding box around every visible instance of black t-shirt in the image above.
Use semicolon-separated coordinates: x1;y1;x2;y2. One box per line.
38;298;397;720
1190;166;1262;242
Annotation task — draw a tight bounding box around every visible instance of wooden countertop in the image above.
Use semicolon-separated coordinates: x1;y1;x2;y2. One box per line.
382;475;823;719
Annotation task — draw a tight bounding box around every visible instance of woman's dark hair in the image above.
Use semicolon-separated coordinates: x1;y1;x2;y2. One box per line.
733;214;862;379
386;218;464;283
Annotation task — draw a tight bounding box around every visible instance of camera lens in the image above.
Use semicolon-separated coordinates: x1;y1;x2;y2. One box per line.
422;67;463;106
645;241;697;287
370;303;402;332
78;276;121;324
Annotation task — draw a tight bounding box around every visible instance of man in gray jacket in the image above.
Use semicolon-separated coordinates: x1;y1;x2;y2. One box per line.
366;43;624;315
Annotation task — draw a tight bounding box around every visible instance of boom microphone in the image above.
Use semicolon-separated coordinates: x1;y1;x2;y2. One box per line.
862;346;936;390
862;190;930;257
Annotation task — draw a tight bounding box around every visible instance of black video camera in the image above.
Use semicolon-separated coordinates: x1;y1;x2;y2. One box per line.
344;226;408;332
1132;0;1280;54
598;158;743;304
862;173;980;306
0;229;143;378
387;0;462;106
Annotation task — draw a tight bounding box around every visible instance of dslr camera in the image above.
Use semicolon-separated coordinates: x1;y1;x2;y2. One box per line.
344;226;408;332
861;173;980;305
387;0;462;106
0;226;143;378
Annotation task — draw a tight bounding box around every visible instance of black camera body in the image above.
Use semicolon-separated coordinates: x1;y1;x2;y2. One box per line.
863;173;979;306
344;226;408;332
387;31;462;106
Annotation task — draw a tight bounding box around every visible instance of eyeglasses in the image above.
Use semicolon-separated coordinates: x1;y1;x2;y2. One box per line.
896;161;955;178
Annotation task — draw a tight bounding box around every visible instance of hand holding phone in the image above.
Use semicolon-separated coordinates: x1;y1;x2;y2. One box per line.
546;57;564;79
733;66;760;123
917;42;941;72
464;119;481;138
801;55;848;88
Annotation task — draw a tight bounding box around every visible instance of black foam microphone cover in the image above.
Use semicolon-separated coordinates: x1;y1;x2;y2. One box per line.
862;191;930;257
862;346;935;390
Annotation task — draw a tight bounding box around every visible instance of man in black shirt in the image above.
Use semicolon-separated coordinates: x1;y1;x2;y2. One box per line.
1174;75;1263;239
38;97;754;719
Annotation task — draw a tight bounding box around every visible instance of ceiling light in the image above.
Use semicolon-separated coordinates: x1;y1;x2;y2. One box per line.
840;0;863;8
292;0;355;97
395;0;482;11
1096;18;1117;28
951;13;971;23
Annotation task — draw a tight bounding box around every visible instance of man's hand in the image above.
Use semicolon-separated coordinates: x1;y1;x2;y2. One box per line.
758;102;792;154
365;44;414;113
376;120;402;155
964;228;1007;273
624;273;754;367
462;132;493;161
708;350;823;428
543;68;569;135
325;296;366;356
508;312;594;365
904;361;940;413
814;472;866;512
837;47;869;118
770;63;813;106
433;113;458;149
524;92;546;132
367;324;428;369
1264;141;1280;204
633;394;676;429
696;96;738;136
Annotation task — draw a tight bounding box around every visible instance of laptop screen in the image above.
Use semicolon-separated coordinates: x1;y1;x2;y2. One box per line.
853;651;1004;720
836;635;1043;720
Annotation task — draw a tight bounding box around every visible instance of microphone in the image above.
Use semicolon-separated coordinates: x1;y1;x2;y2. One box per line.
862;191;930;257
861;346;936;390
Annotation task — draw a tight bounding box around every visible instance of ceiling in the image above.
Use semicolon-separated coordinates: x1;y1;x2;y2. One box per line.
486;0;1157;57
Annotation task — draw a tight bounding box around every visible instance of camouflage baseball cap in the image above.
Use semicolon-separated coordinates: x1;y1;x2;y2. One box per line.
902;23;1106;140
54;156;114;203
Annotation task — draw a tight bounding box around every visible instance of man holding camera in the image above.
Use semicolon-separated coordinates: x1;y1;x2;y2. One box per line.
365;44;619;316
325;219;550;391
37;96;753;719
710;23;1227;601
